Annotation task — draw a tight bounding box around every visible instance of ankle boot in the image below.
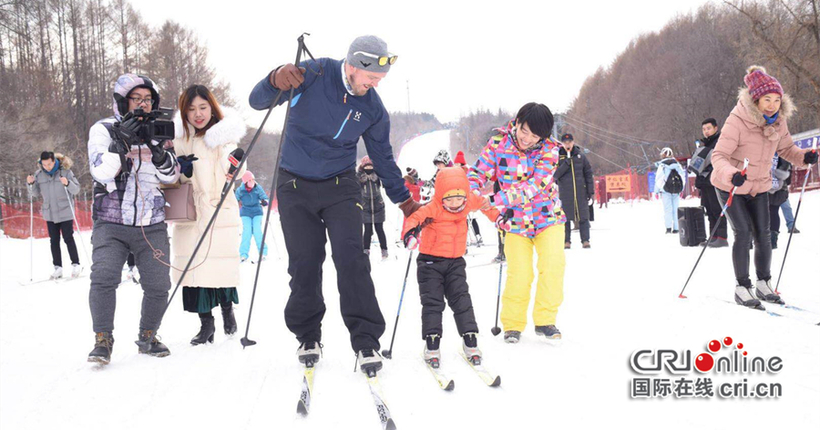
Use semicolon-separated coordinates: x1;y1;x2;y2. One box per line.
221;302;237;335
191;313;215;345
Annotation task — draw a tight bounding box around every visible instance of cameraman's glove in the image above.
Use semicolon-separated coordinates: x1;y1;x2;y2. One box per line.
149;140;170;166
110;113;141;155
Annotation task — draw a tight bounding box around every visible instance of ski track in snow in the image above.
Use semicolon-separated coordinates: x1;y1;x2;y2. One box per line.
2;130;819;429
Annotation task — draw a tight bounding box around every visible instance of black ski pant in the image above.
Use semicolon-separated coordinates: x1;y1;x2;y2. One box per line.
363;222;388;251
769;204;781;249
700;183;728;240
564;218;590;243
717;190;772;287
278;169;386;352
417;254;478;339
497;230;506;256
127;252;135;269
47;220;80;267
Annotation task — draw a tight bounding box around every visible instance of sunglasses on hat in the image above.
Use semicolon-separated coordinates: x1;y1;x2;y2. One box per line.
354;51;398;66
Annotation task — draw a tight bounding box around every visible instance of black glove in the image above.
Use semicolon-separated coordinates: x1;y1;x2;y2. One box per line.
804;151;818;165
731;171;747;187
260;200;269;207
110;113;141;155
177;155;198;178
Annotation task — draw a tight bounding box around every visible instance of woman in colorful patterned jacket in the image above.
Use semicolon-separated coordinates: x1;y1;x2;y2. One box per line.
467;103;567;344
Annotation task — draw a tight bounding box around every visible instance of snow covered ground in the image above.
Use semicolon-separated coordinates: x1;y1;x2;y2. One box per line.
2;129;819;429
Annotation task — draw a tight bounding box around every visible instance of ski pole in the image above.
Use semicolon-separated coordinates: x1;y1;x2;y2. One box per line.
490;248;504;336
678;158;748;299
64;185;91;266
381;249;414;359
242;33;318;348
775;139;817;293
29;191;34;282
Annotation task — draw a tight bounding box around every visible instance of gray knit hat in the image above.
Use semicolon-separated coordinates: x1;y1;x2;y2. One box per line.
346;35;395;73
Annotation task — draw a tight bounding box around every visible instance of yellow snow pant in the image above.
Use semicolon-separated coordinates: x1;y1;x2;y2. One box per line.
501;224;565;332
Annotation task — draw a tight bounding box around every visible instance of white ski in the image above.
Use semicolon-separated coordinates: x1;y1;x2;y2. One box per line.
422;355;454;391
366;373;397;430
296;362;316;415
459;351;501;387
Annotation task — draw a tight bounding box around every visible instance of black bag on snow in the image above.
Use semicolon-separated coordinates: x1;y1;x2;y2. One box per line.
678;207;707;246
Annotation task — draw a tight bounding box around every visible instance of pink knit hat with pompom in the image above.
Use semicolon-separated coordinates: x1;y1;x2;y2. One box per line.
744;65;783;101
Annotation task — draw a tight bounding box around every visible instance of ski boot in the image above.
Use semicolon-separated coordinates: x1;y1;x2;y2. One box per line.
492;253;506;263
88;332;114;364
190;314;215;345
71;263;82;278
357;349;383;376
503;330;521;344
50;266;63;280
462;333;482;365
135;329;171;357
423;334;441;368
476;235;483;247
535;325;562;341
381;249;389;261
297;341;322;365
564;242;571;250
582;241;591;249
755;279;784;305
735;284;765;310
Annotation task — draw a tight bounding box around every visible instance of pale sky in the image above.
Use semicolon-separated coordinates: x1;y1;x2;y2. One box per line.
131;0;712;130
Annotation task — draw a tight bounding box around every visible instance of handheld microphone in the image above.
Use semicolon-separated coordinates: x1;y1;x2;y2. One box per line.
222;148;246;194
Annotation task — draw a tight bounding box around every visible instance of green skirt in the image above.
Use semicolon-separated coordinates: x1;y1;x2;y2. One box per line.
182;287;239;314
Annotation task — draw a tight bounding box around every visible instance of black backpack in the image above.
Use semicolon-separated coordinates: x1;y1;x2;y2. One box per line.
663;167;684;194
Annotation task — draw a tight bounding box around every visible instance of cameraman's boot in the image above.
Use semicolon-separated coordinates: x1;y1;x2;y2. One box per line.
135;329;170;357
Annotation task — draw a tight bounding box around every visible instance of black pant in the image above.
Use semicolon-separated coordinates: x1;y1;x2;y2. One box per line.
564;219;590;243
700;183;727;239
278;169;386;352
497;230;506;256
127;253;135;268
718;190;772;286
47;220;80;267
417;254;478;339
470;218;481;237
363;222;388;251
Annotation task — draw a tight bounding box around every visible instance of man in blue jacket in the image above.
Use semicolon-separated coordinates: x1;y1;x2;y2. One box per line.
249;35;421;374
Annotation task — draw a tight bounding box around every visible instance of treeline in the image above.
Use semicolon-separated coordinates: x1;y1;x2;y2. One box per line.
450;109;512;165
565;0;820;175
0;0;229;202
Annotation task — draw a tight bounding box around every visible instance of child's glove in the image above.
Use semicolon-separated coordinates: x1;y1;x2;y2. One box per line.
403;226;421;250
495;209;514;232
260;200;269;207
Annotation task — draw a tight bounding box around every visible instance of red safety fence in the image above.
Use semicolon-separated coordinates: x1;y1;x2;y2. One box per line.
0;200;93;239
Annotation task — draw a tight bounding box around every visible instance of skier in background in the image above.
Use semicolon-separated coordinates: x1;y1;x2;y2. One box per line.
654;147;685;234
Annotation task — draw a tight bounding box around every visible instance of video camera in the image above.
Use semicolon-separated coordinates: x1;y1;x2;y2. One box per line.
130;107;175;143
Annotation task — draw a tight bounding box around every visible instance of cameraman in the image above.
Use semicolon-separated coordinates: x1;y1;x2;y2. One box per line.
85;73;180;364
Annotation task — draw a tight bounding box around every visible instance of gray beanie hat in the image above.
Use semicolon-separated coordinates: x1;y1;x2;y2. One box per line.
346;35;395;73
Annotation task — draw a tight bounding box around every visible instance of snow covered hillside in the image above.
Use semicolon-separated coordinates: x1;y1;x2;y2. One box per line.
1;130;818;430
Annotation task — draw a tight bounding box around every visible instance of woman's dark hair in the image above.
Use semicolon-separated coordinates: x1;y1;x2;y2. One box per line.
515;102;554;139
178;85;224;139
702;118;717;127
40;151;55;161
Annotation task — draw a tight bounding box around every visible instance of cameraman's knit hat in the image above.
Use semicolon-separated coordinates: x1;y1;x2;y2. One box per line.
112;73;160;118
347;35;394;74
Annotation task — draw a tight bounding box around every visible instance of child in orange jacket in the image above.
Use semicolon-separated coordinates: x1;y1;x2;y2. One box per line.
402;167;501;367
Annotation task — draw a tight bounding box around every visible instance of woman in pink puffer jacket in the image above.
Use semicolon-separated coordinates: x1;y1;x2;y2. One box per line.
711;65;817;310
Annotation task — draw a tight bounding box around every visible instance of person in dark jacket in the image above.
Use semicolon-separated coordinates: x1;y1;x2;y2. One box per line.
554;134;594;249
358;156;389;259
248;35;421;374
694;118;728;247
27;151;82;279
236;171;269;262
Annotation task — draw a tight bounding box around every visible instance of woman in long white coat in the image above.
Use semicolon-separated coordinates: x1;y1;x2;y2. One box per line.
171;85;247;345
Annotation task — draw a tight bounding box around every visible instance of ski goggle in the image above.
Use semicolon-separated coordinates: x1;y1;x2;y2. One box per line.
353;51;398;67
